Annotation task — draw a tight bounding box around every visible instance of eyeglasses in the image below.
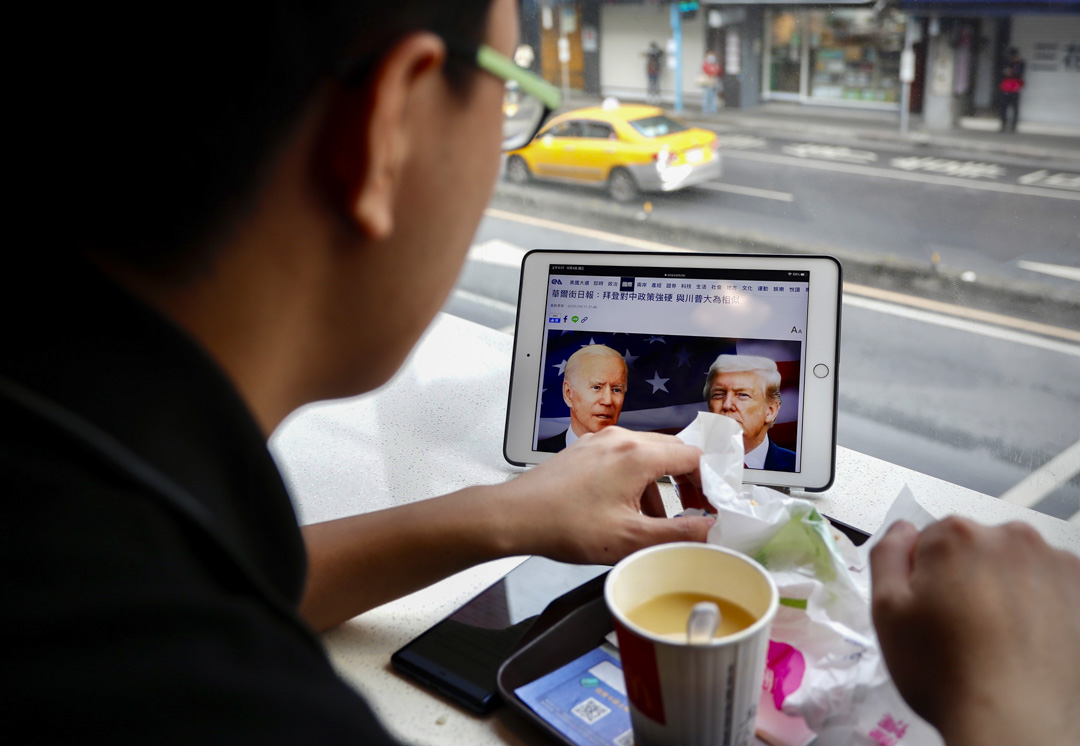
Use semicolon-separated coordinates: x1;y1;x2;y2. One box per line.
445;41;562;151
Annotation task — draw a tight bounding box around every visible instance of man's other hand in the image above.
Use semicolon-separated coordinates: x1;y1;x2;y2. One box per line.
870;517;1080;746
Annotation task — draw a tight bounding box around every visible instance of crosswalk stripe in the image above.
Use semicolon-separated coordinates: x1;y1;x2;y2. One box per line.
999;439;1080;509
1016;260;1080;283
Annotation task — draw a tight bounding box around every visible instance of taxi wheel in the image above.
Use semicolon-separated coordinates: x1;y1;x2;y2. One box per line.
608;168;638;202
506;155;531;184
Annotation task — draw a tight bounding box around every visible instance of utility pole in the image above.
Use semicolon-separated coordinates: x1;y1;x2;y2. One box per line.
670;2;683;112
899;18;920;135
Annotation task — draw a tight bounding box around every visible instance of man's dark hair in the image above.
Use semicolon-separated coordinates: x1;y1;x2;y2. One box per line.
49;0;493;278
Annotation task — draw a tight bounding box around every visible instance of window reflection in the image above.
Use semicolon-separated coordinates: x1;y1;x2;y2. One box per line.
452;2;1080;523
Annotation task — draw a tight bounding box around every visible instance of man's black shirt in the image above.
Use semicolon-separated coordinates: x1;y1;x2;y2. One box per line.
1;262;398;743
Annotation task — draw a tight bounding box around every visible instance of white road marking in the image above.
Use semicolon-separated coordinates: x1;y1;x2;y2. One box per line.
999;439;1080;509
1018;169;1080;191
467;239;527;267
842;295;1080;357
725;150;1080;201
891;156;1005;179
783;143;878;163
717;134;768;150
1016;260;1080;283
484;208;687;252
699;182;795;202
844;282;1080;343
450;287;518;316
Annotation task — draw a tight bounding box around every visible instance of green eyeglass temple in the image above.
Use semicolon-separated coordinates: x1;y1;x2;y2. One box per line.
475;45;561;111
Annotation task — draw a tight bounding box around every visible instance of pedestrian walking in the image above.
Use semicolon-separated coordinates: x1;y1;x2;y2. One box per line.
700;51;722;114
644;41;663;104
999;47;1025;133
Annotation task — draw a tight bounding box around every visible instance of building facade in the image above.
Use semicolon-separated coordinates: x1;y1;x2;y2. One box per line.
524;1;1078;128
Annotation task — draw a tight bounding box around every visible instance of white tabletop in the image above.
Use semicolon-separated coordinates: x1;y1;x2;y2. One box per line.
270;312;1079;746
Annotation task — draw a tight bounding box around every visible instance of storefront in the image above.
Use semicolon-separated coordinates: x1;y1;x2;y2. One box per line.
763;5;908;108
897;1;1080;129
998;13;1080;126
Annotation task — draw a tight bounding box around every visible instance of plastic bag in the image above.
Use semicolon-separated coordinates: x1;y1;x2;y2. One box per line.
677;413;943;746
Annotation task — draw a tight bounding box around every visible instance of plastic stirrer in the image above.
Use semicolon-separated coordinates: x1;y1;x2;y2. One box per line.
687;601;720;644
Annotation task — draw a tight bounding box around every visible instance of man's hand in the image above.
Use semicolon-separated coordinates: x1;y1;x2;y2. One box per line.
870;517;1080;746
300;426;712;630
500;427;714;565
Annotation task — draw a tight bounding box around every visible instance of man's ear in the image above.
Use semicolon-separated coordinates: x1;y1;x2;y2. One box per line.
563;379;574;408
318;33;446;240
765;398;780;425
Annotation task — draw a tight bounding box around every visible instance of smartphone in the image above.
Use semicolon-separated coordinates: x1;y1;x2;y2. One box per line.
826;514;871;546
391;556;609;714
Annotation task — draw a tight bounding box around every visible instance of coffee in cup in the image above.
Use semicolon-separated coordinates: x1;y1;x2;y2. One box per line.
605;543;779;746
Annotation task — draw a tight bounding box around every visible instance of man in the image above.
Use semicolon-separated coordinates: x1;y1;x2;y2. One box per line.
8;2;1077;743
7;2;713;741
644;41;664;104
703;354;796;471
537;344;628;452
999;47;1026;133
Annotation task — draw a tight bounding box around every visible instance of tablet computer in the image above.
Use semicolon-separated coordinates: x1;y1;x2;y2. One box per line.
503;251;842;491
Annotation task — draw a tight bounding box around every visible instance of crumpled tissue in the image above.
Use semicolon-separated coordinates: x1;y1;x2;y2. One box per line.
677;412;944;746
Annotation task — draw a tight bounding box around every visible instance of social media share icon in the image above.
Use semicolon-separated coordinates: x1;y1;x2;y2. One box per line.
571;316;579;323
581;317;588;323
548;316;560;324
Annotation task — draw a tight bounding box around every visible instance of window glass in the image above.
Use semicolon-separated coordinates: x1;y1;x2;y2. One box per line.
808;9;906;103
628;115;689;138
768;11;803;94
581;122;616;139
545;120;583;138
456;4;1080;526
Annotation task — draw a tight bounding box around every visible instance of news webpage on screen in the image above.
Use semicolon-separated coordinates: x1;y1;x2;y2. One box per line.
534;263;810;472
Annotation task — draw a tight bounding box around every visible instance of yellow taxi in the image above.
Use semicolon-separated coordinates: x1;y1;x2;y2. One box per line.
505;101;721;201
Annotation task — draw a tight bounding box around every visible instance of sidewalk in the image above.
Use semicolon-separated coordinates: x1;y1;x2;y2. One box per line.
561;92;1080;166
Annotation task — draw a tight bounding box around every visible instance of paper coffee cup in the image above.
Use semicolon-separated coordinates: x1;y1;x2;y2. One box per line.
605;543;778;746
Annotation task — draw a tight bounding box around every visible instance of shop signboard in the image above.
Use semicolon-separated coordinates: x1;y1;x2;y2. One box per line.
557;37;570;64
726;28;742;75
582;26;598;54
900;49;916;84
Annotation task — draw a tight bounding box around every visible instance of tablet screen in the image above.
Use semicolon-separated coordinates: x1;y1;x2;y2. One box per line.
534;263;810;473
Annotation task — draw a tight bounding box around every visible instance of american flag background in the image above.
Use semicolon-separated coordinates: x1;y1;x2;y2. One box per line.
536;330;803;452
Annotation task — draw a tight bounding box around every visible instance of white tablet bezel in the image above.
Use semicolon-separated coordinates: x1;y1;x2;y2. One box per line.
503;251;842;491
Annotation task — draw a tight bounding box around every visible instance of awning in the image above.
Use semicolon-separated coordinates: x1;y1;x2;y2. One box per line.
896;0;1080;11
705;1;871;5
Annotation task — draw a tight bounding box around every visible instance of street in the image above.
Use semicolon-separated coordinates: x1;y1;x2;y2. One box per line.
498;126;1080;293
685;130;1079;292
442;134;1080;524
